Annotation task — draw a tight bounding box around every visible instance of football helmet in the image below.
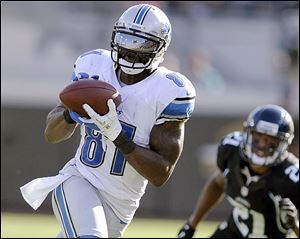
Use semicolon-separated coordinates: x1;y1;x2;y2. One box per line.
111;4;172;75
241;104;294;166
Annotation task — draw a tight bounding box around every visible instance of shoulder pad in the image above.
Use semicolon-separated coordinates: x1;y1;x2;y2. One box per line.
286;153;299;166
78;49;106;59
217;132;243;171
71;49;110;81
155;69;196;124
165;71;196;97
220;131;243;147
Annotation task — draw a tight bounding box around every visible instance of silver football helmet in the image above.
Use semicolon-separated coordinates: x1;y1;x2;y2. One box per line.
111;4;172;75
241;104;294;166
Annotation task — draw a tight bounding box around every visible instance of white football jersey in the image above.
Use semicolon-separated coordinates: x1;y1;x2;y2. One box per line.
64;49;196;222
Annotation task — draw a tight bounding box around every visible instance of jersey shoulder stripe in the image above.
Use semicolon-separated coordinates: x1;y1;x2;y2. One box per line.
157;96;195;121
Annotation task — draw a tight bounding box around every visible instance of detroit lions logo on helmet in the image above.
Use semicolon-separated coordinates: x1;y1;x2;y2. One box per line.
161;23;171;35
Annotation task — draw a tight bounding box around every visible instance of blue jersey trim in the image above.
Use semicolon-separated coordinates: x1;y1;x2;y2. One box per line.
54;185;76;238
159;98;195;120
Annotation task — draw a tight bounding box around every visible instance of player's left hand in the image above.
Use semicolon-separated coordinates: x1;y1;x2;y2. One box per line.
69;111;100;131
279;197;298;230
83;99;122;142
177;222;195;238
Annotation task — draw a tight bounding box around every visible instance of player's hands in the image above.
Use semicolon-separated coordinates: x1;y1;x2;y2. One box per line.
279;198;298;230
83;99;122;142
68;110;108;151
69;110;101;131
178;222;195;238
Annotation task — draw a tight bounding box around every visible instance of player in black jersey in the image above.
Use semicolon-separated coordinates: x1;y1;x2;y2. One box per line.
178;104;299;238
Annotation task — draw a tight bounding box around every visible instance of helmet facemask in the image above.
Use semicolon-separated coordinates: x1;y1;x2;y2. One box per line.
241;104;294;167
111;28;167;75
110;4;172;75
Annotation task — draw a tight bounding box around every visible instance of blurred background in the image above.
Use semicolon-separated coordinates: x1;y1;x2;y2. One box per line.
1;0;299;229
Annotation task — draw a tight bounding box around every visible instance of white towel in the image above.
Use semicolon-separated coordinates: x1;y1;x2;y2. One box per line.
20;159;80;210
20;173;71;210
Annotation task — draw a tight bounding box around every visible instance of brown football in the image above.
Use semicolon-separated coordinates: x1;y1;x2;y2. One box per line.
59;79;121;117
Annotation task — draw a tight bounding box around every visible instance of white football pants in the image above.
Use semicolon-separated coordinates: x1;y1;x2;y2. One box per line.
51;175;129;238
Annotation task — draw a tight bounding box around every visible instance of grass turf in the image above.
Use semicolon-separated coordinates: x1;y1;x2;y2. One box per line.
1;212;219;238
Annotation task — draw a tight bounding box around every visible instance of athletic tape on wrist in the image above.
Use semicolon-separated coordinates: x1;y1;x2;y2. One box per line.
113;131;136;154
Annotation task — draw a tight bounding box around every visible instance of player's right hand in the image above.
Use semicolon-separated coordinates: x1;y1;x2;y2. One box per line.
177;222;195;238
83;100;122;142
279;198;298;230
69;110;108;151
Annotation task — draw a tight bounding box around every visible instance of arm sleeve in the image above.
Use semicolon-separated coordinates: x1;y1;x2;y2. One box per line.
155;96;195;125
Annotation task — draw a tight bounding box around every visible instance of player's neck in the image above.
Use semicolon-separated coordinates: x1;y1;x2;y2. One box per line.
118;68;156;85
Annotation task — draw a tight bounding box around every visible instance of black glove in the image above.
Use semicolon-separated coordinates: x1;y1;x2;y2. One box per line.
178;222;195;238
279;198;298;230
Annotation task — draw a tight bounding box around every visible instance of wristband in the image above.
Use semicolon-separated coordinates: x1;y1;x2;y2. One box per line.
63;109;76;124
113;131;136;155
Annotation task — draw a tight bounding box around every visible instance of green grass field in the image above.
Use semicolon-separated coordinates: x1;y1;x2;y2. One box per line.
1;212;219;238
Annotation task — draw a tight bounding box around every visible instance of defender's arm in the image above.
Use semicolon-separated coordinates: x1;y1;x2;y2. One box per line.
178;171;225;238
188;171;225;228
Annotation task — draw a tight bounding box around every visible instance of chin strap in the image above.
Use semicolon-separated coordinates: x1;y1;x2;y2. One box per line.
120;66;144;75
119;58;146;75
117;54;163;75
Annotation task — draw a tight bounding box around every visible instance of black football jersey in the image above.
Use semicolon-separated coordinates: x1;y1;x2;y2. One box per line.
216;131;299;238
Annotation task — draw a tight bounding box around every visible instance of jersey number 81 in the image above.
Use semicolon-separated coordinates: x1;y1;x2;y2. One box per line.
80;122;136;176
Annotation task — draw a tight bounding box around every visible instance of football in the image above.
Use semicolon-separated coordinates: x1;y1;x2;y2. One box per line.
59;79;121;117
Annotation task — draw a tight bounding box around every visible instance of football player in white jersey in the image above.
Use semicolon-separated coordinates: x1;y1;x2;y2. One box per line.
20;4;196;238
